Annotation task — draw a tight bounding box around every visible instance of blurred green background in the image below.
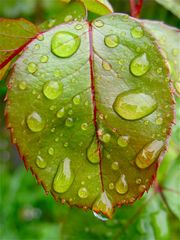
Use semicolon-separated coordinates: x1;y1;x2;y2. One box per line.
0;0;180;239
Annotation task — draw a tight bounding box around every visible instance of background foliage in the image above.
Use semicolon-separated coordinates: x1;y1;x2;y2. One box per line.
0;0;179;239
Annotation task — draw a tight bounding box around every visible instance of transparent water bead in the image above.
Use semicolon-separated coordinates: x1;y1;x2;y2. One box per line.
117;136;129;147
94;20;104;28
87;136;99;164
115;174;128;194
78;187;88;199
51;31;81;58
36;155;47;169
104;34;119;48
113;90;157;120
43;81;63;100
26;112;45;132
131;26;144;39
53;158;74;193
135;140;164;169
130;53;150;76
27;62;37;74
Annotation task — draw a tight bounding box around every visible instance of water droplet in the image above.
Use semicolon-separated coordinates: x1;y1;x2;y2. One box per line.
68;109;73;115
73;95;81;105
64;142;69;148
65;118;73;127
93;211;108;221
102;61;112;71
19;81;26;90
48;147;54;156
101;133;111;143
37;34;44;41
36;155;47;169
40;55;48;63
104;34;119;48
113;90;157;120
130;53;150;76
131;26;144;39
136;178;142;184
138;184;146;192
111;161;119;171
117;136;129;147
64;15;73;22
43;81;63;100
78;187;88;198
34;44;40;50
51;31;81;58
135;140;164;169
109;182;114;190
75;24;83;30
49;105;56;111
87;136;99;164
81;123;88;130
27;62;37;74
57;108;65;118
27;112;45;132
94;20;104;28
53;158;74;193
115;174;128;194
156;117;163;125
93;191;113;219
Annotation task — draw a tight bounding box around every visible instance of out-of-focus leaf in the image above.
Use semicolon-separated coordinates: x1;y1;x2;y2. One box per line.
6;14;174;218
0;62;10;81
141;20;180;96
155;0;180;19
80;0;113;15
0;18;39;69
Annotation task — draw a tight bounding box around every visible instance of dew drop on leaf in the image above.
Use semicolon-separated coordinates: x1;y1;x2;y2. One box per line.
87;136;99;164
40;55;49;63
131;26;144;39
102;61;112;71
65;118;74;127
48;147;54;156
104;34;119;48
53;158;74;193
81;123;88;131
130;53;150;76
78;187;88;199
117;136;129;147
27;62;37;74
113;90;157;120
36;155;47;169
51;31;81;58
43;81;63;100
18;81;26;90
75;24;83;30
56;107;65;118
73;95;81;105
94;20;104;28
101;133;111;143
111;161;119;171
109;182;114;190
115;174;128;194
26;112;45;132
135;140;164;169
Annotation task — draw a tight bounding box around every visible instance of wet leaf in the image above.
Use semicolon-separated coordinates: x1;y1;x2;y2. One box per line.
155;0;180;19
5;14;174;218
142;20;180;96
80;0;113;15
0;18;39;69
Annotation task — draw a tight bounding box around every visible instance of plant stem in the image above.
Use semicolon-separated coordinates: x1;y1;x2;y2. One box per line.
130;0;144;18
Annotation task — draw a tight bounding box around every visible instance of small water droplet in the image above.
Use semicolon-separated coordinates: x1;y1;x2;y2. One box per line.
78;187;88;198
93;211;108;221
49;105;56;111
27;62;37;74
27;112;45;132
104;34;119;48
36;155;47;169
109;182;114;190
64;15;73;22
43;81;63;100
131;26;144;39
87;136;99;164
75;24;83;30
37;34;44;41
57;108;65;118
51;31;81;58
48;147;54;156
73;95;81;105
68;109;73;115
81;123;88;130
136;178;142;184
111;161;119;171
135;140;164;169
101;133;111;143
130;53;150;76
53;158;74;193
156;117;163;125
113;90;157;120
117;136;129;147
115;174;128;194
94;20;104;28
102;61;112;71
65;118;74;127
34;44;40;50
19;81;26;90
40;55;49;63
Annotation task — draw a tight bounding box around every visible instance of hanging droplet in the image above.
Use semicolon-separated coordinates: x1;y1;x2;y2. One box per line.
131;26;144;39
92;191;113;219
78;187;88;199
36;155;47;169
102;61;112;71
43;81;63;100
135;140;164;169
51;31;81;58
115;174;128;194
87;136;99;164
27;62;37;74
57;108;65;118
94;20;104;28
104;34;119;48
18;81;26;90
26;112;45;132
101;133;111;143
81;123;88;131
48;147;54;156
113;90;157;120
117;136;129;147
40;55;49;63
53;158;74;193
93;211;108;221
130;53;150;76
73;95;81;105
65;118;74;127
111;161;119;171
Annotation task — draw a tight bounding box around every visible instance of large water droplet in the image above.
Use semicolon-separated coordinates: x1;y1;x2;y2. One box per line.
27;112;45;132
73;95;81;105
113;90;157;120
92;191;113;219
104;34;119;48
136;140;164;169
27;62;37;74
51;31;81;58
53;158;74;193
57;107;65;118
115;174;128;194
87;136;99;164
43;81;63;100
131;26;144;39
117;136;129;147
130;53;150;76
78;187;88;199
36;155;47;169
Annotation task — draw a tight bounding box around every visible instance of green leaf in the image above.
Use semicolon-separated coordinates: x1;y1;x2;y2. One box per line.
0;18;39;70
80;0;113;15
5;14;174;218
155;0;180;19
142;20;180;96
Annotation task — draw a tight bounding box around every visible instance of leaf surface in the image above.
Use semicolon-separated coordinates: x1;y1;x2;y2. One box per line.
155;0;180;19
80;0;113;15
5;14;174;218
